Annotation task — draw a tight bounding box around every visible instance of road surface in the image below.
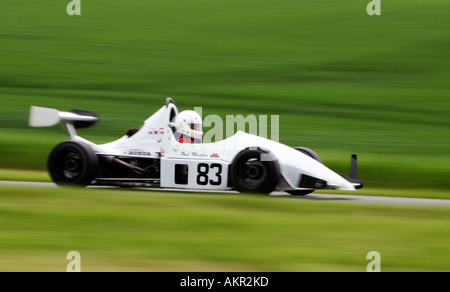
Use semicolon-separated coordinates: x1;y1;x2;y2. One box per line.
1;180;449;206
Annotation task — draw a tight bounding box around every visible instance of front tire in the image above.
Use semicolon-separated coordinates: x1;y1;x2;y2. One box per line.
286;189;315;196
230;148;280;194
48;141;98;187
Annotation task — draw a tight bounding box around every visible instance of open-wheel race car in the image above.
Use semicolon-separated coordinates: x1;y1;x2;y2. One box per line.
29;98;363;195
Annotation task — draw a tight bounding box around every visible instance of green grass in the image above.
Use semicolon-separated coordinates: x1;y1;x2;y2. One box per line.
0;185;449;271
0;168;50;183
0;1;449;192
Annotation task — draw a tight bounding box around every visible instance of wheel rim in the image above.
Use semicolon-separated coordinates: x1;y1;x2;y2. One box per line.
54;149;84;182
235;157;269;190
243;158;267;185
62;152;81;179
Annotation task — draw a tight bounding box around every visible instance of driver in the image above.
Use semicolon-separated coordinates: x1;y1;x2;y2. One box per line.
173;110;203;143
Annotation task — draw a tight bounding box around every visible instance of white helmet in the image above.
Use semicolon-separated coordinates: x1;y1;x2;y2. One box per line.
173;110;203;142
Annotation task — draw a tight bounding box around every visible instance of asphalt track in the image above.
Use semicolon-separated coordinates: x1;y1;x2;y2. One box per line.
1;180;450;206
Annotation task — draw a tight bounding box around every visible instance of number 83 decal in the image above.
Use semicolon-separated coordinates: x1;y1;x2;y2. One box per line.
197;163;222;186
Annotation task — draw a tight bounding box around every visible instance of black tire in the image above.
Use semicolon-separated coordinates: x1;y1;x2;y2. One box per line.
48;141;98;187
230;148;281;194
286;147;322;196
286;189;315;196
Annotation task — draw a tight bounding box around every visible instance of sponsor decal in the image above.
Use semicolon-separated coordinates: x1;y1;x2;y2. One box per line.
148;128;165;135
122;149;152;156
180;152;208;158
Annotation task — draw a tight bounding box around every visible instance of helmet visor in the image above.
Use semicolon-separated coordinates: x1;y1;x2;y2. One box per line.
190;122;202;132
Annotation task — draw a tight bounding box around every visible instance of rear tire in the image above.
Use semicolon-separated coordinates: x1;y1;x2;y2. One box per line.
48;141;98;187
230;148;280;194
286;147;322;196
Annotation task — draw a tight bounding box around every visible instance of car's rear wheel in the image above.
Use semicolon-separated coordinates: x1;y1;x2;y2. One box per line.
286;147;322;196
48;141;98;187
230;148;280;194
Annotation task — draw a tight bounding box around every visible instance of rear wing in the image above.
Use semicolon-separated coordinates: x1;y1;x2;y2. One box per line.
29;106;98;138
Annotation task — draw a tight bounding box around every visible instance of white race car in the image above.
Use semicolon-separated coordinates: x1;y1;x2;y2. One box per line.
29;98;363;195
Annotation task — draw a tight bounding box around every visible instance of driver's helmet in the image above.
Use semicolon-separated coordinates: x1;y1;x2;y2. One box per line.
173;110;203;143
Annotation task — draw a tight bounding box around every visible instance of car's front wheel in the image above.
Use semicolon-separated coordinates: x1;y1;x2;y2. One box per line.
230;148;280;194
48;141;98;187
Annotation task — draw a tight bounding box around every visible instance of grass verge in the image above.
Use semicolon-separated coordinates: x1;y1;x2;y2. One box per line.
0;185;449;271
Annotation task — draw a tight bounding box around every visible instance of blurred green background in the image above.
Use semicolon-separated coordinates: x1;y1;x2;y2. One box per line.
1;0;449;192
0;0;450;272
